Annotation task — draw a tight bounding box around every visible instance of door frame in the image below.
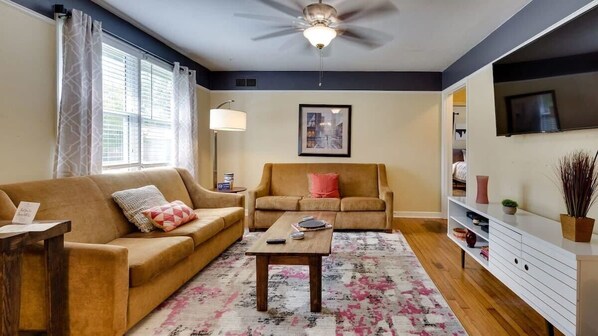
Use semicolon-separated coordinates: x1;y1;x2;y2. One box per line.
440;79;468;218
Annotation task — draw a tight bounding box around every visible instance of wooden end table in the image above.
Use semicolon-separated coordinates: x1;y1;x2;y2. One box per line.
0;220;71;336
212;187;247;193
245;212;335;312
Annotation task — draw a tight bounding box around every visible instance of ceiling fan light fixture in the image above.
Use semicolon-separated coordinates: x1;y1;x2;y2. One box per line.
303;24;336;49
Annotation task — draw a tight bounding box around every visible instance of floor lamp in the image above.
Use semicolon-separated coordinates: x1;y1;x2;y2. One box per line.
210;100;247;189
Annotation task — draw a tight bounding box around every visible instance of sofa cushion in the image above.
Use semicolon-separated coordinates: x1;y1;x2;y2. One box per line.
112;185;168;233
195;207;244;228
107;236;194;287
299;198;341;211
123;216;225;247
335;211;386;230
256;196;301;211
341;197;386;212
90;168;194;237
308;173;340;198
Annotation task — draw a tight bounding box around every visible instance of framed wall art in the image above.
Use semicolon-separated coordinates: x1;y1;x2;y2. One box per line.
298;104;351;157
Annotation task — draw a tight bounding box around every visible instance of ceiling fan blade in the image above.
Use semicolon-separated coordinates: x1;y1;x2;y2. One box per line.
336;9;360;22
234;13;291;23
252;28;301;41
339;35;382;49
338;25;393;49
256;0;303;18
337;0;398;23
279;33;306;51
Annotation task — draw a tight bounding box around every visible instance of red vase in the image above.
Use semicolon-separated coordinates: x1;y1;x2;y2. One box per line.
476;175;489;204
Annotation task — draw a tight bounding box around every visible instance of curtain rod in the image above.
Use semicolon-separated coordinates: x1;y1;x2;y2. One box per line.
53;4;192;74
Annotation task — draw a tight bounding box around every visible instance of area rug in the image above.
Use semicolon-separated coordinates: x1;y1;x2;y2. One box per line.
128;232;467;336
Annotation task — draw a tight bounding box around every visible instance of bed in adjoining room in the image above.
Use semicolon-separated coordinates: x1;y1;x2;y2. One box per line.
452;149;467;196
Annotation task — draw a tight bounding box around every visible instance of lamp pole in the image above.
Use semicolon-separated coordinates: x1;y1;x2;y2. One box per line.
213;130;218;189
210;99;245;190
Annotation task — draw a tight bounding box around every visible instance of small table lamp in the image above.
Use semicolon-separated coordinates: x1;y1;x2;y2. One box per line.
210;100;246;188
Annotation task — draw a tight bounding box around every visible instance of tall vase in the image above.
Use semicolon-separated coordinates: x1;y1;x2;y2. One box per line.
465;229;477;248
476;175;489;204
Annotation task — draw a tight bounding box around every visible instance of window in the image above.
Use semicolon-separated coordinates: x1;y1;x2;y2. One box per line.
101;40;174;171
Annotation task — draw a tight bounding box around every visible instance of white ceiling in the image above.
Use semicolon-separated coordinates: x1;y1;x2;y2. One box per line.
92;0;531;72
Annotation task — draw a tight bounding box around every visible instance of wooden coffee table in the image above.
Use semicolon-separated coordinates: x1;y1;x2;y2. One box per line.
245;212;335;312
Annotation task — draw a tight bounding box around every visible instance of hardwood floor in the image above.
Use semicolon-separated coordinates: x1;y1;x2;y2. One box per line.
395;218;563;336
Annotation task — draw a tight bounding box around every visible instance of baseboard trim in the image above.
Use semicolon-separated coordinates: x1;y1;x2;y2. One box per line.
394;211;443;219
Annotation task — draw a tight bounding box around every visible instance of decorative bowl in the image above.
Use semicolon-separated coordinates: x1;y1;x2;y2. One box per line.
452;228;467;240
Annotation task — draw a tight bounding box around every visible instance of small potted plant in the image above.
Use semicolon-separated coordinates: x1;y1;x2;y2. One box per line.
502;199;518;215
556;150;598;242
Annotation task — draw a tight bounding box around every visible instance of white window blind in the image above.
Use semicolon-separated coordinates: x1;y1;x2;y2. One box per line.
101;42;174;171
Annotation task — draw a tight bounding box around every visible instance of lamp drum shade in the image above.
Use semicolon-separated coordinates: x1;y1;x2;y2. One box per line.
210;108;246;131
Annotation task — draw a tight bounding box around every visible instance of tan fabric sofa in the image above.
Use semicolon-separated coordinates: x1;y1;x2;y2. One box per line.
248;163;393;231
0;168;244;336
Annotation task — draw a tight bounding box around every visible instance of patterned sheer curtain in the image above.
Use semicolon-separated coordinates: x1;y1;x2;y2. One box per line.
172;63;199;178
54;9;103;178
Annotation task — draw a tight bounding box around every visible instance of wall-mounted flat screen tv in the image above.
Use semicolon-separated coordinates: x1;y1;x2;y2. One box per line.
493;5;598;136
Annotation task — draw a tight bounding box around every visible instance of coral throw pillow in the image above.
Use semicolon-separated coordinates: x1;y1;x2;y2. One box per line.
308;173;340;198
142;200;197;232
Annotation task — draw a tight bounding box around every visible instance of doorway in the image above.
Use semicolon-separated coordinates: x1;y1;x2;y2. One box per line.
440;83;468;217
451;88;467;196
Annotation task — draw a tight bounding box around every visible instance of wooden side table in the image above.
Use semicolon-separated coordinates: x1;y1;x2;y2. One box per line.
212;187;247;193
0;220;71;336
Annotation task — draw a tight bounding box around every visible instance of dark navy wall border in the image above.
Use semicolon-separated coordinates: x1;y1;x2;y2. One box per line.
11;0;210;87
442;0;593;89
210;71;442;91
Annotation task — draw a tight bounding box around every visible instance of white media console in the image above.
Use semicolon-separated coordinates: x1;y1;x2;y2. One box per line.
448;197;598;336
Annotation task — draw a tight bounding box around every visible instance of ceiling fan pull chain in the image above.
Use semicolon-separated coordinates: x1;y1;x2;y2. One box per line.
319;49;323;87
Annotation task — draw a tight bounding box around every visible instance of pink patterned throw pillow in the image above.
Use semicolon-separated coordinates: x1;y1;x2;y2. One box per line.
142;200;197;232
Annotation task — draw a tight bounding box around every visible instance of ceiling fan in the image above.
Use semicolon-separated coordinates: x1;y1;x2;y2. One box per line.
236;0;398;51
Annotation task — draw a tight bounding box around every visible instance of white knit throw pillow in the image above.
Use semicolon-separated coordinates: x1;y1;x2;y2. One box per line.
112;185;168;232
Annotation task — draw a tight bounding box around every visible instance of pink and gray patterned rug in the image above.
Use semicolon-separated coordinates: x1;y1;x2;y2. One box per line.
128;232;467;335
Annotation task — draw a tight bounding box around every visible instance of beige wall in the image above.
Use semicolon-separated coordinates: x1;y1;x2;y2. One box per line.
466;65;598;231
0;1;56;184
196;87;212;187
209;91;442;213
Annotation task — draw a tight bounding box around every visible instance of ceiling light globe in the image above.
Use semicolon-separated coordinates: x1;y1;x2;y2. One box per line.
303;25;337;49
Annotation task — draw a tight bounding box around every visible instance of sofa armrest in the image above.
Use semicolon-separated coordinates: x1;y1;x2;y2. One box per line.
176;168;245;209
247;164;272;231
381;188;394;230
20;242;129;335
0;190;16;219
377;164;394;231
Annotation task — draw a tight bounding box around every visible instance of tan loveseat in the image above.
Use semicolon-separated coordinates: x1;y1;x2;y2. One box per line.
248;163;393;231
0;168;244;335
